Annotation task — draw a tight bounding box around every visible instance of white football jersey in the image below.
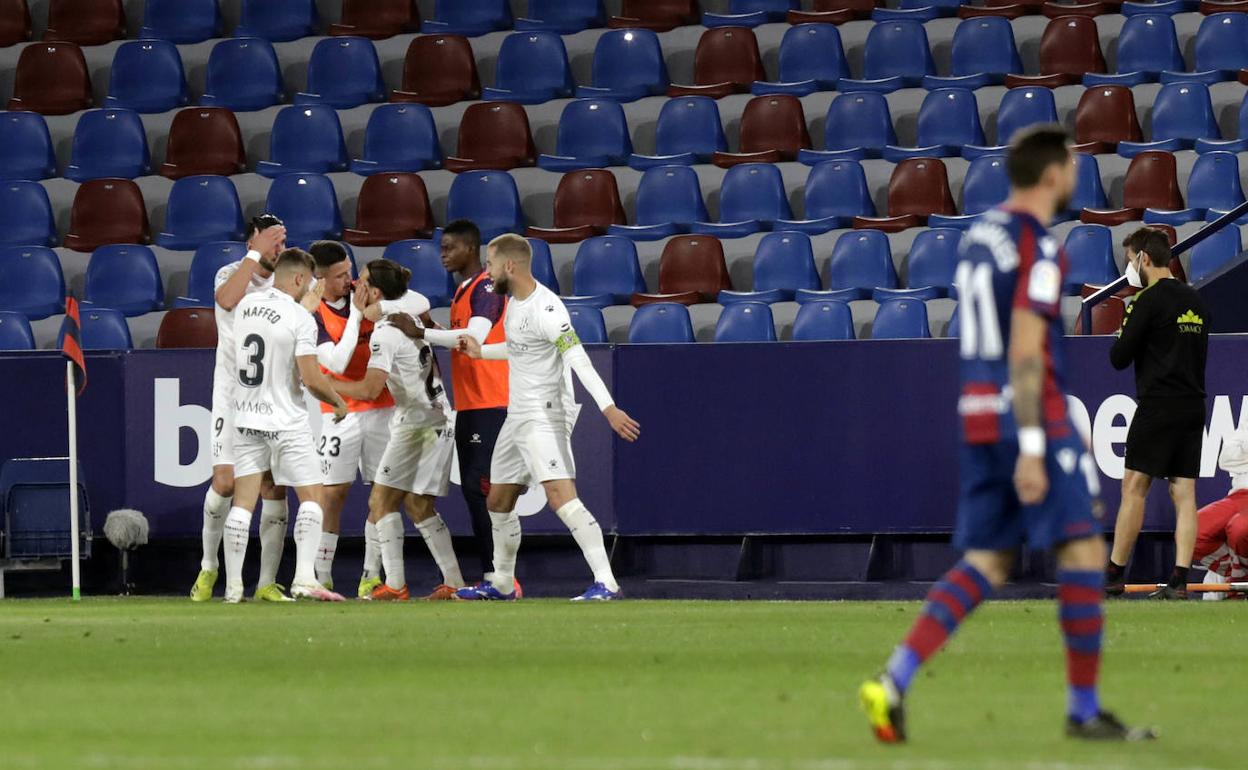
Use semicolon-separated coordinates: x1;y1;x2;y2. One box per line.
232;287;319;432
214;260;275;379
367;319;451;429
502;282;579;420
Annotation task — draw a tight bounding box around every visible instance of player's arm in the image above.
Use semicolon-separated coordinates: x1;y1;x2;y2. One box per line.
333;366;389;402
334;325;396;402
215;226;285;310
428;280;504;348
297;355;348;421
315;282;367;375
458;336;508;360
1010;307;1049;505
366;290;430;322
1109;295;1149;370
546;308;641;442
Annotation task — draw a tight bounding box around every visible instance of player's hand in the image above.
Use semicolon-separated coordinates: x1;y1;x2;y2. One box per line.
332;401;349;423
300;278;324;312
389;312;424;340
420;312;440;330
457;335;483;359
351;280;369;312
247;225;286;260
604;406;640;442
363;303;383;323
1014;454;1048;505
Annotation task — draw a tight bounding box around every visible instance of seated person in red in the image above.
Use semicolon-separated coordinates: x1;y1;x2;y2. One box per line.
1194;432;1248;599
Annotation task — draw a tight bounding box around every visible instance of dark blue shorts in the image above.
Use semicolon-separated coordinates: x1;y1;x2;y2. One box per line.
954;434;1101;552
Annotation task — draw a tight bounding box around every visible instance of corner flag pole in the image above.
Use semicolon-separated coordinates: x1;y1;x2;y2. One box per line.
67;360;81;602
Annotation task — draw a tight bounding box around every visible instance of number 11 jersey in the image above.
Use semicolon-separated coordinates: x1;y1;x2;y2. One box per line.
232;287;319;432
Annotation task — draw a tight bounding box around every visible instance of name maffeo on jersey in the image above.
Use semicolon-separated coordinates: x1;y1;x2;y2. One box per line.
240;305;282;324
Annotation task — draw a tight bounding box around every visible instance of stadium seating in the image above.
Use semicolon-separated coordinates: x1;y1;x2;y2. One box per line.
160;108;248;179
929;154;1009;228
1084;14;1183;86
350;104;442;175
1132;83;1221;156
1197;90;1248;153
0;311;35;350
714;302;777;341
539;100;634;171
692;163;792;237
264;174;343;242
1173;12;1248;84
392;34;482;106
608;165;709;240
571;236;648;306
840;20;934;92
256;105;349;178
63;179;150;253
704;0;797;27
610;0;700;31
828;230;898;297
422;0;513;36
1071;153;1110;212
576;28;669;101
1075;85;1144;154
1063;224;1120;291
567;305;608;343
155;176;246;250
483;32;575;104
777;160;875;234
628;302;696;342
330;0;420;39
446;171;525;241
1190;225;1245;280
791;300;855;341
296;37;386;109
0;182;56;246
74;307;132;350
178;242;249;307
527;170;627;243
140;0;222;43
104;40;191;114
64;109;152;182
904;228;960;295
854;158;956;232
629;96;728;169
235;0;320;41
527;238;561;293
883;88;985;161
0;0;30;47
1074;295;1126;335
922;17;1021;90
0;112;57;181
343;173;436;246
712;95;811;167
156;307;217;348
799;92;897;163
721;231;819;303
635;235;732;305
872;298;930;339
668;27;766;98
1146;151;1244;225
43;0;125;46
200;38;286;112
7;43;92;115
1005;16;1106;88
1082;151;1183;225
381;240;455;307
0;246;64;319
444;103;537;172
966;86;1057;157
84;245;164;316
517;0;606;34
752;23;847;96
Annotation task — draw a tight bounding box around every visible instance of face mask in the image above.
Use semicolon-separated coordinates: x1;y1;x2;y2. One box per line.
1125;258;1144;289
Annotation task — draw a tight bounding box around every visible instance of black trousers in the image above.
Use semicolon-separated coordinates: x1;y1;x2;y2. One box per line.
455;407;507;576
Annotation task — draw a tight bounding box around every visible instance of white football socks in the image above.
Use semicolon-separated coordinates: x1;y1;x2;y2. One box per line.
489;511;522;594
377;512;405;590
292;501;324;586
200;488;231;571
556;499;619;592
257;498;287;588
222;506;253;593
364;520;382;581
315;531;338;586
415;514;464;588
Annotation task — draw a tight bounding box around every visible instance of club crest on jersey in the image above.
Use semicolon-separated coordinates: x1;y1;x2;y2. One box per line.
1028;260;1061;305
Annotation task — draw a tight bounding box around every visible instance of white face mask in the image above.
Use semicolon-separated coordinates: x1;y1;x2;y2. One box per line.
1125;255;1145;288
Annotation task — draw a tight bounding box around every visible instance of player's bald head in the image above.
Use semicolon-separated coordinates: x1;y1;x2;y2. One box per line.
488;234;532;265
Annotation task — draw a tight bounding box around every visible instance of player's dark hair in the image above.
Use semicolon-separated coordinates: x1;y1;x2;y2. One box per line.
1006;126;1071;189
275;247;315;274
308;240;349;270
443;219;480;251
366;259;411;301
1122;227;1172;267
245;213;284;241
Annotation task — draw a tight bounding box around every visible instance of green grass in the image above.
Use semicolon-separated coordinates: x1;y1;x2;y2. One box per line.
0;598;1242;770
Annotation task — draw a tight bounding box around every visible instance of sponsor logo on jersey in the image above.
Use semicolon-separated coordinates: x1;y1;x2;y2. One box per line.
1178;309;1204;334
233;400;274;416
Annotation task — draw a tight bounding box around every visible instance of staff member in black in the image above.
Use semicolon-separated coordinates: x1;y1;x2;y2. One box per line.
1105;228;1211;600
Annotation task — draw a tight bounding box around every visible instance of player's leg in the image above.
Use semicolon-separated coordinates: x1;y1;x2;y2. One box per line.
1161;477;1199;598
456;408;507;580
1105;469;1152;594
223;470;263;604
367;482;409;600
542;478;621;601
403;424;465;597
457;417;527;600
254;475;289;600
316;482;351;588
355;409;394;596
192;463;235;601
274;430;344;601
314;411;367;590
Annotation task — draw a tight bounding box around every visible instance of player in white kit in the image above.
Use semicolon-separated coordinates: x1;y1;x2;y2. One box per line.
455;235;641;601
222;248;349;603
191;217;294;603
329;259;465;601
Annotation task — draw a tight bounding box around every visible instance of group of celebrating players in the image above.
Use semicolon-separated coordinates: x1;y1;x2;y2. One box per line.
188;217;640;604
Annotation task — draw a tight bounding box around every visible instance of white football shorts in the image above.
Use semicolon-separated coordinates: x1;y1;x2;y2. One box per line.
210;374;235;467
232;426;322;488
489;414;578;486
317;407;393;486
373;419;455;497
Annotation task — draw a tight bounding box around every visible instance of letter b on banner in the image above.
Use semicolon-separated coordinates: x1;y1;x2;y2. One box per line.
154;378;212;487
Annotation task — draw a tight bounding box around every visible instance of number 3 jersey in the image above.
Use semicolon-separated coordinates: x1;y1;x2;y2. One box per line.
955;208;1075;446
232;287;319;432
367;318;452;430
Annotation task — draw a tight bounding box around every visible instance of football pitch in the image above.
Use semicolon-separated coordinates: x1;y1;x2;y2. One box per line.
0;598;1240;770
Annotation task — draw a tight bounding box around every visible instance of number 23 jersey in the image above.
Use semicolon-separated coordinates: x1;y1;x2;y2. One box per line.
232;287;319;432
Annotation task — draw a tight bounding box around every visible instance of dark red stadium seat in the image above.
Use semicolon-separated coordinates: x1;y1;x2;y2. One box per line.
527;170;627;244
0;0;31;47
1073;86;1142;155
609;0;700;32
43;0;126;46
329;0;419;39
630;291;701;306
391;35;480;107
853;158;956;233
667;28;767;100
789;0;881;22
1081;151;1183;225
63;179;151;252
1074;295;1125;334
1041;1;1110;17
1200;0;1248;12
6;42;92;115
1004;16;1106;88
712;95;811;168
343;173;435;246
156;307;217;349
160;108;247;179
632;235;732;305
443;102;537;173
958;3;1030;19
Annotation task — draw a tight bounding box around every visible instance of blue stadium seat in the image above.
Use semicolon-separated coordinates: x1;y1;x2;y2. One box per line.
382;240;456;307
692;163;791;238
1165;13;1248;86
176;241;249;307
628;302;695;343
720;231;819;304
446;171;525;241
946;304;960;338
265;174;343;242
905;228;960;295
776;160;875;235
0;458;90;559
295;37;386;109
1070;153;1108;214
539;100;633;172
516;0;605;34
828;230;898;298
1190;225;1243;280
0;111;56;181
155;176;246;250
752;23;847;97
567;305;608;343
608;165;708;241
1145;151;1245;226
704;0;798;28
576;29;668;101
482;32;575;104
84;244;163;316
1118;83;1219;156
256;105;349;178
714;301;776;342
0;181;56;246
1063;224;1119;292
1086;15;1184;87
71;307;132;350
1197;90;1248;154
929;154;1009;229
350;103;442;175
571;236;647;305
527;237;560;293
0;245;64;319
872;298;930;339
884;88;984;162
200;38;285;112
791;300;854;341
839;21;935;93
235;0;319;41
923;17;1022;91
798;92;897;164
1119;0;1197;15
105;40;190;114
141;0;221;43
965;87;1057;158
0;311;35;350
629;96;727;169
64;108;151;181
422;0;513;36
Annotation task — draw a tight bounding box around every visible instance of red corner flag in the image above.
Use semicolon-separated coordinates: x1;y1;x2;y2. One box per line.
61;295;87;395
